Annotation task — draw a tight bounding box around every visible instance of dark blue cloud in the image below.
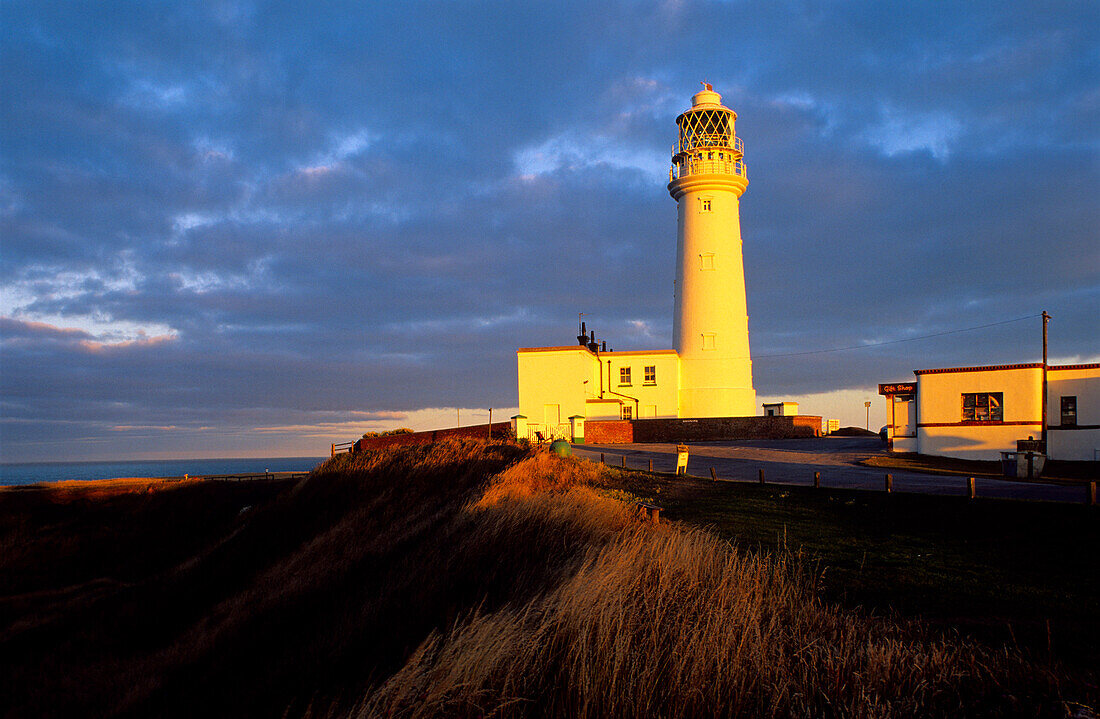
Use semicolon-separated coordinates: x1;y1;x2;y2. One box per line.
1;0;1097;461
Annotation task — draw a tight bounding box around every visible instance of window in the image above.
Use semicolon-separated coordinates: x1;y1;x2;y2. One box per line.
700;198;712;212
699;252;715;270
644;365;656;384
619;367;631;386
1061;396;1077;426
621;405;633;420
707;151;713;159
961;392;1003;422
702;333;716;350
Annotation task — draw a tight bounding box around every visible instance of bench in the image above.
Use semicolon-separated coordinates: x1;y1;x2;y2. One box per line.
635;501;662;524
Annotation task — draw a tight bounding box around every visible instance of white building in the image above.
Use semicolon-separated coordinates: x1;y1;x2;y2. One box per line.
516;86;758;440
880;362;1099;462
762;402;799;416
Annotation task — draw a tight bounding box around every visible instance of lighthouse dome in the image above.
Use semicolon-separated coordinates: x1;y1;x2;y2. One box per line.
691;89;723;108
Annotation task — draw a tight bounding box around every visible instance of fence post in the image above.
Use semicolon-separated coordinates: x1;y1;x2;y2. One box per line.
967;476;976;500
331;443;335;458
621;455;626;468
649;458;653;472
813;471;820;489
600;453;605;464
758;468;765;485
710;467;717;481
1088;481;1096;506
885;473;893;493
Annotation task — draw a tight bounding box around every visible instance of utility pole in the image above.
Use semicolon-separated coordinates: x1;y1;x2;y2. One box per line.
1042;310;1050;451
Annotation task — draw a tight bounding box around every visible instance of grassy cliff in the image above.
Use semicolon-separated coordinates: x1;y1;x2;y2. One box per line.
0;439;1091;717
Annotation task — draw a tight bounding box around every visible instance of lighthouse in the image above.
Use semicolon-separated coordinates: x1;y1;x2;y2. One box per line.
668;84;756;417
515;85;793;442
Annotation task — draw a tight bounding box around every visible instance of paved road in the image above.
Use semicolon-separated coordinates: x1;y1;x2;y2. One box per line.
570;437;1093;503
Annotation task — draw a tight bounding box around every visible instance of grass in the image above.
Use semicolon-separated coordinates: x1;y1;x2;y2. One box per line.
594;465;1100;673
1;439;1094;718
862;452;1100;482
356;453;1090;718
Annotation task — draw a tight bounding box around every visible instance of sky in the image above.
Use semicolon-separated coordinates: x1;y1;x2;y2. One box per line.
2;1;1098;463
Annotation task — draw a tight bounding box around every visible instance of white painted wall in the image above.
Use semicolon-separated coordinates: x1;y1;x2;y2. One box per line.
1047;365;1100;461
516;347;601;439
517;347;684;434
915;365;1042;460
601;350;680;419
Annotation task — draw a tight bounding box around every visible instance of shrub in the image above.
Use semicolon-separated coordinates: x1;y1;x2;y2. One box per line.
361;427;415;439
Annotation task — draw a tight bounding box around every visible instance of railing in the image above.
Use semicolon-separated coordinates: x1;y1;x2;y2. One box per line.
528;422;571;441
331;440;355;457
676;135;743;156
200;471;310;482
669;157;747;181
583;452;1098;505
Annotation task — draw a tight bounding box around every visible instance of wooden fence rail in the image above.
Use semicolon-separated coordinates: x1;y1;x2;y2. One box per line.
331;441;355;458
597;453;1098;505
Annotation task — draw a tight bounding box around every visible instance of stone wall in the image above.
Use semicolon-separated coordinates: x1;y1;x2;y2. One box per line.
353;422;513;452
585;415;821;444
584;420;634;444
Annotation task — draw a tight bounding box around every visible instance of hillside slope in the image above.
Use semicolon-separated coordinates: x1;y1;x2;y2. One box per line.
0;440;1085;717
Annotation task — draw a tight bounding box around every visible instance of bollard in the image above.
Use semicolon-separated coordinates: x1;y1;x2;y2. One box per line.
967;476;976;500
621;455;626;468
600;453;605;464
758;468;765;485
710;467;717;481
813;471;820;489
885;473;893;493
1088;481;1096;506
649;459;653;472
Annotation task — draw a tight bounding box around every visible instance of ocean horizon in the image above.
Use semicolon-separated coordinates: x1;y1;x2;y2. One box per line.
0;456;328;487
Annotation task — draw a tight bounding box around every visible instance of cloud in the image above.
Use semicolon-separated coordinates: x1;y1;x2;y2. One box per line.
0;0;1096;462
863;107;963;161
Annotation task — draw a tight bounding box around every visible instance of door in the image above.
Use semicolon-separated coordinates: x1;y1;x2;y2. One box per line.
893;395;915;437
543;404;561;438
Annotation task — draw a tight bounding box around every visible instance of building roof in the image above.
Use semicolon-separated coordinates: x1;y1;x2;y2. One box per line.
516;345;679;357
602;349;678;357
914;362;1043;375
516;345;595;354
913;361;1099;376
1049;362;1100;372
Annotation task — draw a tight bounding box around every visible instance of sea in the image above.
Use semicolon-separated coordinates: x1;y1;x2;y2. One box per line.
0;456;328;487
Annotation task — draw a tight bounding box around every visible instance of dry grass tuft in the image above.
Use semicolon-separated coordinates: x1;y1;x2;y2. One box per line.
356;451;1071;719
474;450;616;507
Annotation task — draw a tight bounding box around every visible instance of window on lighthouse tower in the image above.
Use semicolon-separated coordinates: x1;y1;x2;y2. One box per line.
700;198;712;212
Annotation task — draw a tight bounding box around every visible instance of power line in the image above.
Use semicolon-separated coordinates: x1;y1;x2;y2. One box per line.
756;313;1040;359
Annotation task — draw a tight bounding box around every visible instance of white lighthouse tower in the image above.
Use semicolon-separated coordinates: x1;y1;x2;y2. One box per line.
516;86;778;440
669;84;756;417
